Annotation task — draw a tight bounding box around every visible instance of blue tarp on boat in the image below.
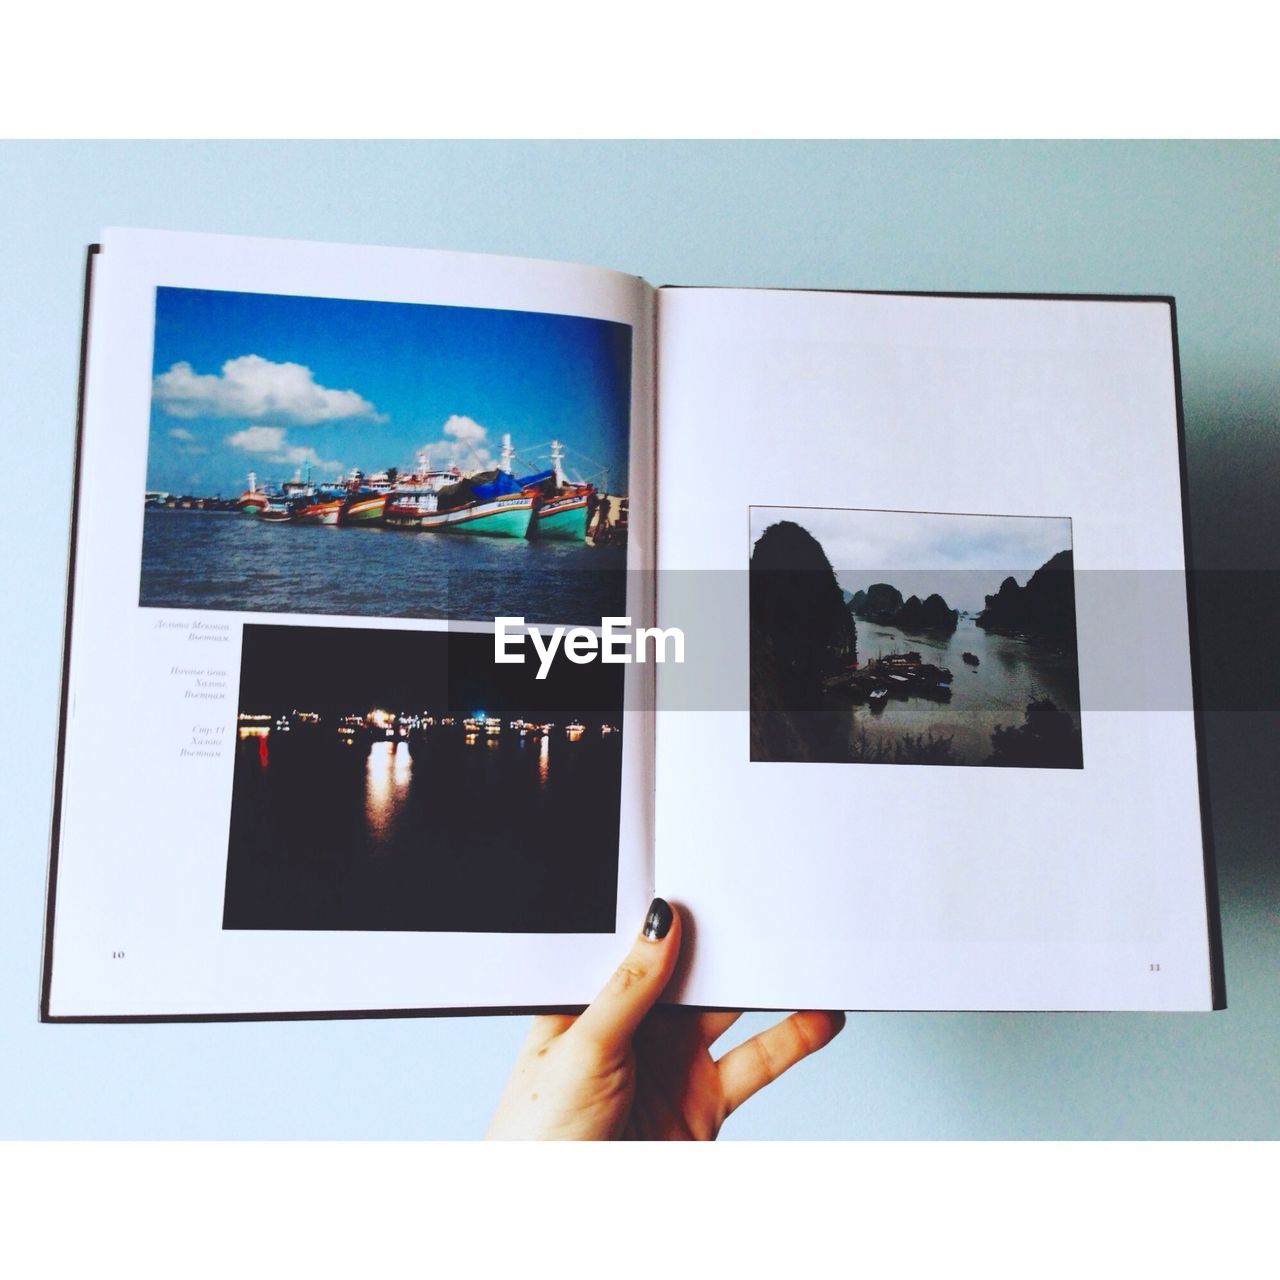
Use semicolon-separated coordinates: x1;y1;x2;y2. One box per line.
470;470;521;501
435;467;556;510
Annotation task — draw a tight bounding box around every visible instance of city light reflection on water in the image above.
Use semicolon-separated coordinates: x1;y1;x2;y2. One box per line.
227;721;624;932
393;740;412;785
365;739;412;841
238;726;271;767
237;726;269;760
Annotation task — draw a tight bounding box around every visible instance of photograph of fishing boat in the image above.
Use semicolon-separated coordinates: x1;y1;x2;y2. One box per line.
139;286;631;624
224;623;625;934
749;505;1082;768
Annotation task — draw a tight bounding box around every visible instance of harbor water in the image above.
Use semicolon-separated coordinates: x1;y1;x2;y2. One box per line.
844;617;1081;766
141;509;628;624
224;727;623;933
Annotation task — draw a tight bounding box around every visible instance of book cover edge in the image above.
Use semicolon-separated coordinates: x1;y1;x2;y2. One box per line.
41;242;100;1024
1167;296;1228;1010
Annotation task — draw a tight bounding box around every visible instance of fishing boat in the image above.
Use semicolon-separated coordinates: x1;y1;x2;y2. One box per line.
292;496;345;525
254;468;322;524
340;470;397;526
528;440;593;541
383;488;435;530
529;483;588;535
236;472;269;515
339;490;386;525
279;473;316;504
383;456;465;530
408;437;537;538
532;486;593;538
419;487;536;537
259;496;295;523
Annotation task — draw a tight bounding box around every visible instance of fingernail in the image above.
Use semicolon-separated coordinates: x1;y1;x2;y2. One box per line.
643;897;673;940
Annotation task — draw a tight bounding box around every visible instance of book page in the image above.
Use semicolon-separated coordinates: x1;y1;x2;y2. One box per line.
46;228;655;1018
653;287;1215;1011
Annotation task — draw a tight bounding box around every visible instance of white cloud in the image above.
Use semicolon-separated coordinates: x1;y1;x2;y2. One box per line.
421;414;494;471
443;414;487;443
227;425;287;454
226;425;341;478
167;425;206;455
154;355;383;424
280;444;342;474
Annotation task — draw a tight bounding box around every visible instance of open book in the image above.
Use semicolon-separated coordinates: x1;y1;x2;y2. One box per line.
42;228;1223;1020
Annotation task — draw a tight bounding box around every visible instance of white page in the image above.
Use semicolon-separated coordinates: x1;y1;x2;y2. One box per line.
46;228;655;1018
654;287;1214;1011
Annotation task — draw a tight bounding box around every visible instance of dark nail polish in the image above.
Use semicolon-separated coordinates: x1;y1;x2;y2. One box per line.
643;897;673;940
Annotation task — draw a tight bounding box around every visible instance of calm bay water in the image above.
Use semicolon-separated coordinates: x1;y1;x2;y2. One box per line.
224;728;622;933
844;616;1081;766
141;509;627;623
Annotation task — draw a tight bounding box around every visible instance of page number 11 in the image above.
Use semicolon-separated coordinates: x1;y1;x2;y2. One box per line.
1149;962;1161;972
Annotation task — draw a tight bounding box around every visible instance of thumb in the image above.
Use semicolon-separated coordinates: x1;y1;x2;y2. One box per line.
570;898;681;1060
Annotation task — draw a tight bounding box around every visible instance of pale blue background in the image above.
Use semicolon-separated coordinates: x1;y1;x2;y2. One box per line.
2;142;1276;1138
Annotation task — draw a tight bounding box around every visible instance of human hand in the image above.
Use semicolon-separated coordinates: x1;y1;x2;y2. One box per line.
486;899;845;1139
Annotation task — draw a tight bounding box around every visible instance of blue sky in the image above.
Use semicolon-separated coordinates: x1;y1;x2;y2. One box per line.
146;287;632;496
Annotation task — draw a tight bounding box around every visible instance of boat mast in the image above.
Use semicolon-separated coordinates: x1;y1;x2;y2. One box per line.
500;432;515;474
550;438;565;486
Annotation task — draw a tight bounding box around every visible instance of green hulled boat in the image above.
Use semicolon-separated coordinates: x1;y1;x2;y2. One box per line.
531;489;590;540
418;493;535;537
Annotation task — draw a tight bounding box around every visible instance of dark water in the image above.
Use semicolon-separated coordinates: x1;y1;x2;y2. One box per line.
843;617;1081;766
224;728;622;932
141;509;627;624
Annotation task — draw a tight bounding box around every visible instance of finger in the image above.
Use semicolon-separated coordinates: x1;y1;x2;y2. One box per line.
570;898;681;1060
716;1010;846;1115
697;1011;742;1045
521;1013;578;1052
